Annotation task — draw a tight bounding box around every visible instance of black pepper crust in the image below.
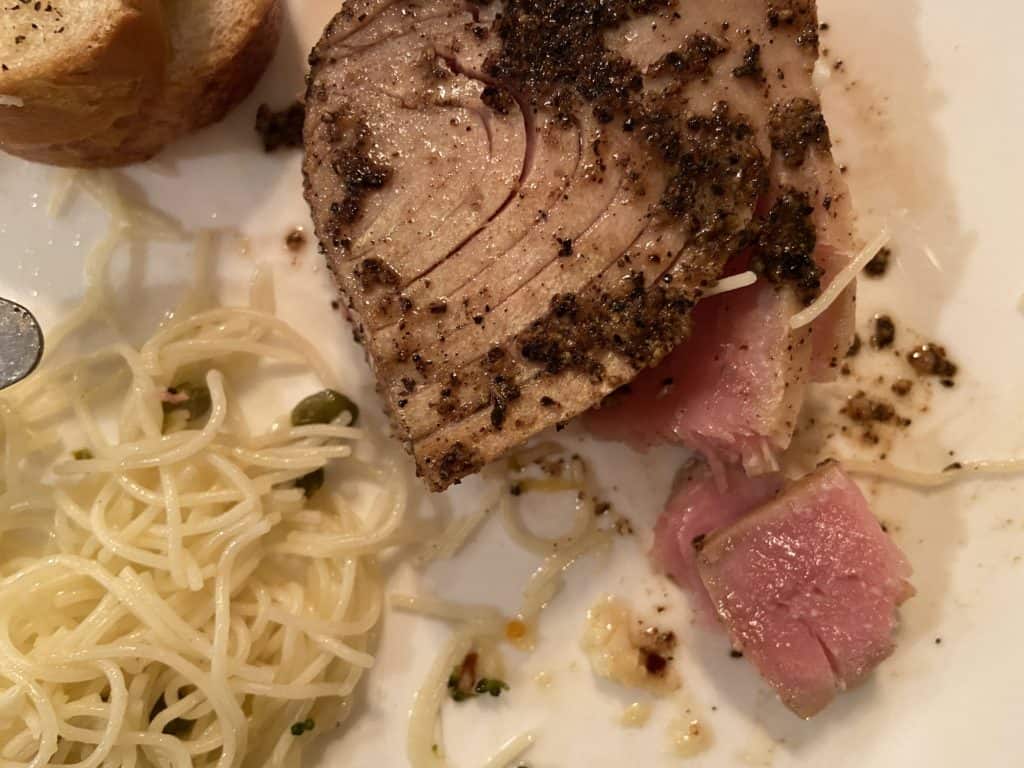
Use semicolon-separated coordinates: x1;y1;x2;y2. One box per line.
434;441;482;484
648;102;767;238
308;108;392;250
751;189;822;304
480;0;676;122
652;33;728;84
732;44;765;81
768;97;831;169
354;257;400;291
766;1;819;50
518;273;697;379
479;84;515;114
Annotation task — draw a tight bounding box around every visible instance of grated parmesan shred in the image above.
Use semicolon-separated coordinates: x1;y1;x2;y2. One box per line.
789;230;891;330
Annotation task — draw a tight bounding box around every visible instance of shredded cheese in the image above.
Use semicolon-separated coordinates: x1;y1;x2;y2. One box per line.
481;732;537;768
789;230;891;329
702;271;757;298
842;458;1024;488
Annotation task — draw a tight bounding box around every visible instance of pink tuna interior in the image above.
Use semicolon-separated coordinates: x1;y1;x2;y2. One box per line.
652;462;783;622
587;271;812;475
697;463;913;718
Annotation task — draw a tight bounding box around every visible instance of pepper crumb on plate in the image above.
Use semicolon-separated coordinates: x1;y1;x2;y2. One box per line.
255;101;305;152
864;246;891;277
614;516;635;535
908;343;958;378
871;314;896;349
285;228;306;251
891;378;913;396
842;391;896;424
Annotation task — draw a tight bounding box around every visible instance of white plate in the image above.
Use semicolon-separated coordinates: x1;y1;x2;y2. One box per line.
2;1;1023;766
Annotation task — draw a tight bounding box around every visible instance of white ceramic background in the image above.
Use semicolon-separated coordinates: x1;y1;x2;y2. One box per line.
1;2;1022;766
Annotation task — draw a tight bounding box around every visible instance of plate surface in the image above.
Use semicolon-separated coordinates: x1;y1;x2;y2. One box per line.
1;1;1023;766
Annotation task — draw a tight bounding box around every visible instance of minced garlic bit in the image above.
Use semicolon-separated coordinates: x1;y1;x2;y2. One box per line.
740;722;778;766
581;595;680;695
670;716;712;758
621;702;652;728
789;229;890;330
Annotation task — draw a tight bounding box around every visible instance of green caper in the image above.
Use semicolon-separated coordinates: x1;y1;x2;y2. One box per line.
162;382;212;424
290;389;358;427
474;678;509;697
294;467;325;499
72;448;94;460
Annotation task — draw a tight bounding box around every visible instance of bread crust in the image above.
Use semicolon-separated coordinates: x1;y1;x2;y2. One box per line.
0;0;168;148
1;0;282;167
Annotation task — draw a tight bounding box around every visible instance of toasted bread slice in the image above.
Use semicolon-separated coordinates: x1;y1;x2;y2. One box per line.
0;0;168;149
1;0;282;167
156;0;283;136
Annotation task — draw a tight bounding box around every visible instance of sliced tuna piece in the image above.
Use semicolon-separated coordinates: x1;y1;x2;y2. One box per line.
652;462;783;620
697;463;914;718
304;0;849;489
763;95;857;381
586;100;856;466
587;266;812;475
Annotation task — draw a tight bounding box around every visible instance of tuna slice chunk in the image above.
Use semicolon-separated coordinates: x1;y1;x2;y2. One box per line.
696;463;914;718
587;165;856;469
587;268;812;475
304;0;852;489
652;461;783;620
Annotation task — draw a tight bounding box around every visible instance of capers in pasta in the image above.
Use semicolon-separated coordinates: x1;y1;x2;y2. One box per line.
295;467;326;498
291;389;359;427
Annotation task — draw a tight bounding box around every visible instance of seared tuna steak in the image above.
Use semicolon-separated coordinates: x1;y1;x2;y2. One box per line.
697;463;914;718
304;0;850;489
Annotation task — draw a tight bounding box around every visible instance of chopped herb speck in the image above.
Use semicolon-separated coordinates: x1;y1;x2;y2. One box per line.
473;678;510;697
